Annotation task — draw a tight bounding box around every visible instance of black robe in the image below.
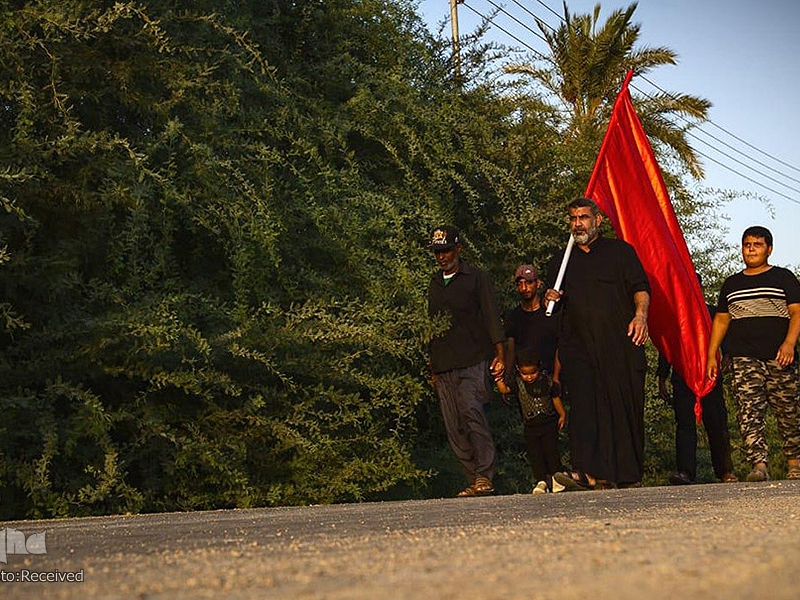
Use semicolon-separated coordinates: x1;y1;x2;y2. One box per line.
547;236;650;483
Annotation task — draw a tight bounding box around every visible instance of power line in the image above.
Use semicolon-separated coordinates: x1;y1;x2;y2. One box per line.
705;120;800;176
639;74;800;182
451;0;800;203
533;0;563;24
461;2;549;62
482;0;549;44
631;80;800;196
690;145;800;205
690;139;800;202
530;0;800;186
511;0;558;32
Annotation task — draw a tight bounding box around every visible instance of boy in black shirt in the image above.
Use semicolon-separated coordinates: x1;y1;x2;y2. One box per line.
496;347;566;493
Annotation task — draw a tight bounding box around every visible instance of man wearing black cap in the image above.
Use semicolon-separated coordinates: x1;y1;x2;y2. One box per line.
427;225;506;497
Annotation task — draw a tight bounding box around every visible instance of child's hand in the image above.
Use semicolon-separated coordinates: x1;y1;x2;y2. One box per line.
554;400;566;429
494;377;511;395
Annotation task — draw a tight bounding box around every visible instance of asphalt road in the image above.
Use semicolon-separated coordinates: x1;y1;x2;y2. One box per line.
3;480;800;599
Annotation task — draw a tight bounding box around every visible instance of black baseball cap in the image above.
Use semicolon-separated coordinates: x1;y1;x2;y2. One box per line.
428;225;460;251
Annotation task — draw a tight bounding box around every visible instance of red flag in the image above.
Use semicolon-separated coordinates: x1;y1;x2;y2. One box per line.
585;70;714;415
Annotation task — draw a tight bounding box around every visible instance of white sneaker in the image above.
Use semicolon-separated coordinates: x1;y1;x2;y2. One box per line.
532;480;549;494
550;476;566;493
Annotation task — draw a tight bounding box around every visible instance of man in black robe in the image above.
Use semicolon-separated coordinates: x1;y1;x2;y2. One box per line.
544;198;650;489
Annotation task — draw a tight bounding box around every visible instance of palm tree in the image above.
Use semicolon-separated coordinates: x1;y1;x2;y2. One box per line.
505;2;710;178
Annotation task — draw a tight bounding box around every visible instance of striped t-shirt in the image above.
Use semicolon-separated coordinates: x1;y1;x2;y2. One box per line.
717;266;800;360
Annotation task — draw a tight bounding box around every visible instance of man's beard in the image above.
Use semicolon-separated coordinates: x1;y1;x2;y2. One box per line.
572;224;597;245
572;231;589;244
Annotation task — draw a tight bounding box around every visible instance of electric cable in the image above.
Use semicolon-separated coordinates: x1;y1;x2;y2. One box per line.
461;2;550;62
639;75;800;183
452;0;800;201
630;81;800;197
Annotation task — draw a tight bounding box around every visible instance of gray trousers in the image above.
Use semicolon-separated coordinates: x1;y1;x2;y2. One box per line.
435;359;497;482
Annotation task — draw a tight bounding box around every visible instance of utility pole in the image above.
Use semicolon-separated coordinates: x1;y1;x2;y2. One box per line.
449;0;463;81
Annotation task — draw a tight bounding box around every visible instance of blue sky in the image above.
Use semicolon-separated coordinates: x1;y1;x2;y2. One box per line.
416;0;800;268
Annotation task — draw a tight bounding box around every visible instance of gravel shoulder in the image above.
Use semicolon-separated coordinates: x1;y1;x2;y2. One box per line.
3;481;800;599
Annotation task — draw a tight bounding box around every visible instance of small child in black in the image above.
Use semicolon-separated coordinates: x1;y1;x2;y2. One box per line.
496;347;566;493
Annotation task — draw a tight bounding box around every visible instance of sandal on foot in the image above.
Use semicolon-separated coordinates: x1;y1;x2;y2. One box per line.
457;476;494;497
787;466;800;480
722;473;739;483
553;471;593;491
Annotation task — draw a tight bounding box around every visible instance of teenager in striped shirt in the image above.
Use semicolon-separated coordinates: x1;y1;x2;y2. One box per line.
707;226;800;482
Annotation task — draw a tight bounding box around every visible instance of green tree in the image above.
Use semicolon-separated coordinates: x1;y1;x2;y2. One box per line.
0;0;435;516
505;2;711;180
0;0;568;517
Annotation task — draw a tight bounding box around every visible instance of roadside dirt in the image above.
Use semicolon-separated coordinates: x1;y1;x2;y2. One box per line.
3;480;799;599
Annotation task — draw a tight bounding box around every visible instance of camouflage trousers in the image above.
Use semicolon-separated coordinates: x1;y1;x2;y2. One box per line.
730;356;800;464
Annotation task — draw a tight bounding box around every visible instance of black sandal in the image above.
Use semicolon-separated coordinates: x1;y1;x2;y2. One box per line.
554;470;593;491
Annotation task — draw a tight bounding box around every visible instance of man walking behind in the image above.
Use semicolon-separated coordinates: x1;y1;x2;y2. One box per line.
707;226;800;482
428;225;506;497
505;264;557;376
544;198;650;489
658;307;737;485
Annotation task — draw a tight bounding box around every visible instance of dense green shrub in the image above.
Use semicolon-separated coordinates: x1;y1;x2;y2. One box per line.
0;0;773;520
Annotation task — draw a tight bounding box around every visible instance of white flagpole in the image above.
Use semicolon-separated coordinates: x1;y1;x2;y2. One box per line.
545;235;575;317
